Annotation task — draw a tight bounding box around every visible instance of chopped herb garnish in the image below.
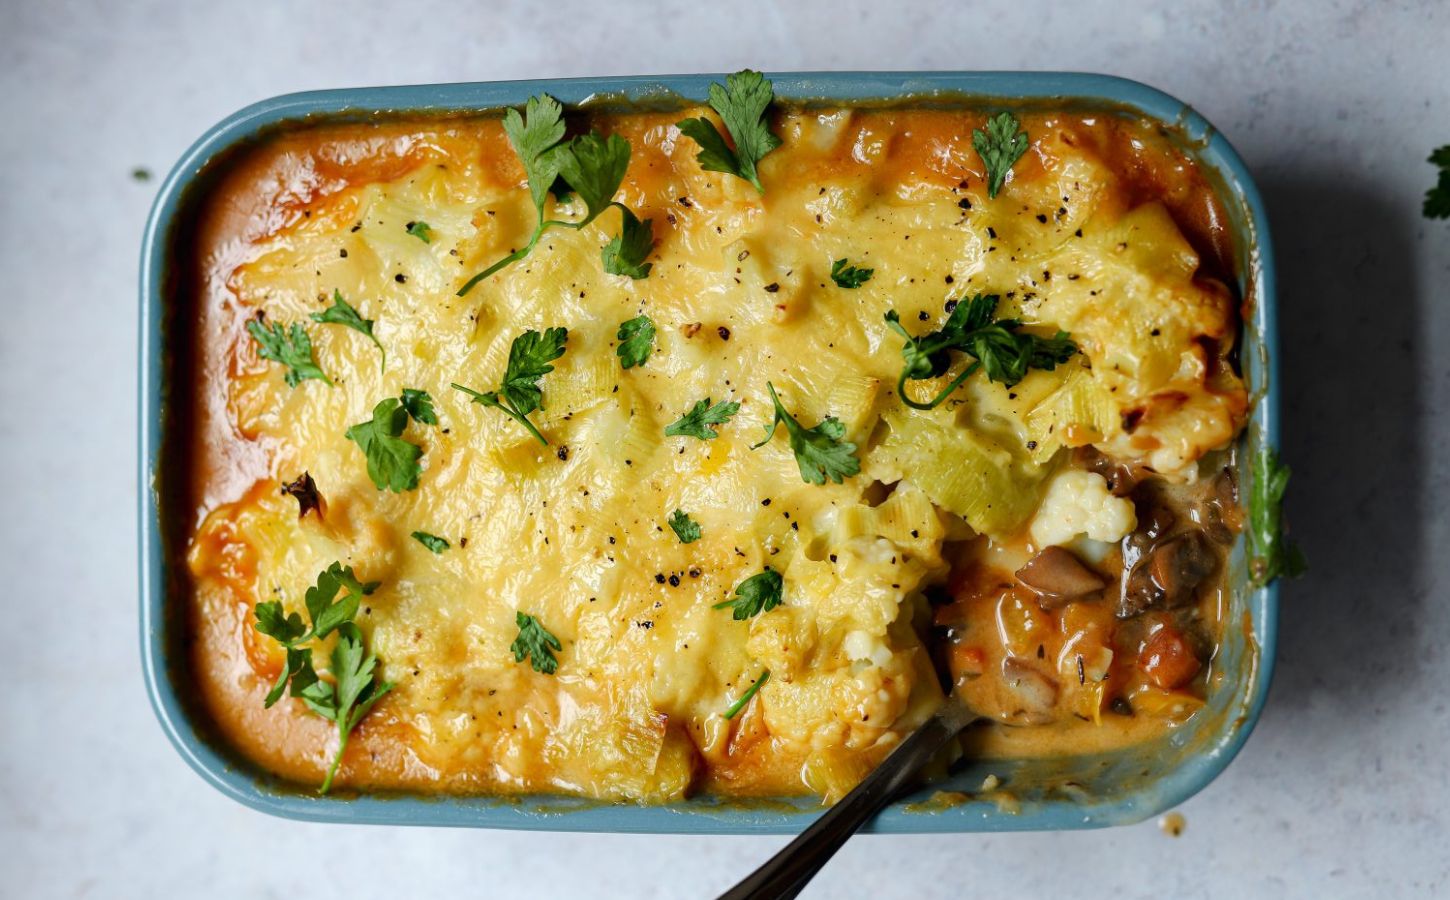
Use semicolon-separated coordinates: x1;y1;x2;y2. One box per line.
972;111;1029;199
280;472;323;519
246;316;330;387
615;315;656;369
452;327;567;445
511;611;562;674
411;531;450;553
665;397;741;440
603;207;654;278
399;387;437;425
311;290;385;371
830;258;874;288
406;220;434;243
253;562;390;794
676;70;783;193
713;569;783;620
668;509;702;544
751;382;859;485
456;96;653;295
1248;444;1306;586
345;394;435;492
1425;145;1450;219
723;669;770;719
885;294;1077;410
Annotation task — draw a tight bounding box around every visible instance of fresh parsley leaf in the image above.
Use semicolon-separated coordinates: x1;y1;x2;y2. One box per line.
245;316;330;387
412;531;450;553
457;104;655;294
665;397;740;440
1425;145;1450;219
511;611;562;674
1248;444;1306;587
406;220;434;243
399;388;437;425
280;471;323;519
723;669;770;719
251;563;391;793
302;622;393;793
885;294;1077;410
305;561;380;640
972;111;1030;199
830;258;873;289
603;207;654;278
452;327;568;445
345;397;424;492
311;290;385;372
668;509;701;544
615;315;656;369
751;382;859;485
254;600;307;647
503;93;569;220
676;70;783;193
555;131;631;222
713;569;783;620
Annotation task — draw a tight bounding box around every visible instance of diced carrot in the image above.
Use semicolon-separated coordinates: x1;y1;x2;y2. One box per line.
951;644;986;678
1138;627;1202;690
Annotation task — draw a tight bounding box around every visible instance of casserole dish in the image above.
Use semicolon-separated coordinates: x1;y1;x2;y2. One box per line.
139;71;1278;832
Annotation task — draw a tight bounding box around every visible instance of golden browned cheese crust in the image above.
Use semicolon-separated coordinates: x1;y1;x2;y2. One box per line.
178;106;1246;800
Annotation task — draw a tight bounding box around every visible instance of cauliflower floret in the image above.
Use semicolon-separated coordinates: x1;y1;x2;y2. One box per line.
1029;470;1137;548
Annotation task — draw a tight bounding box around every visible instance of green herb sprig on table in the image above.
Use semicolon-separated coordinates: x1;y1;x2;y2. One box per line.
885;294;1077;410
456;96;654;295
1424;145;1450;219
253;562;391;794
452;327;568;445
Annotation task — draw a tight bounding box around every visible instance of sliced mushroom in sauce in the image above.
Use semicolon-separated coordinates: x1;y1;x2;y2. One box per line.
1015;546;1107;610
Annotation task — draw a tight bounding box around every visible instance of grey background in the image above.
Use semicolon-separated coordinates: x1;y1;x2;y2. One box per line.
2;0;1446;897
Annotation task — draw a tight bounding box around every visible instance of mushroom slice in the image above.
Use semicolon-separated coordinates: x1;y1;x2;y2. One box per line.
1015;546;1107;610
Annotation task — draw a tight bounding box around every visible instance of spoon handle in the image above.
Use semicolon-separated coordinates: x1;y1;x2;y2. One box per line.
715;702;977;900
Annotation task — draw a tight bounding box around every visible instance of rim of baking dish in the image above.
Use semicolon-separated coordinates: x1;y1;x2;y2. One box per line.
138;71;1279;833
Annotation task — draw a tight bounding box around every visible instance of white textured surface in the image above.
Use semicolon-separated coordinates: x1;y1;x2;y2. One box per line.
3;0;1449;896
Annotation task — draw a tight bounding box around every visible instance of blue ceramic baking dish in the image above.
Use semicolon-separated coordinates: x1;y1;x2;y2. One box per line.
138;71;1279;833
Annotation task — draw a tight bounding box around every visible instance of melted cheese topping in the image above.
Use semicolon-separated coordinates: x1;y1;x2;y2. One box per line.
181;107;1247;801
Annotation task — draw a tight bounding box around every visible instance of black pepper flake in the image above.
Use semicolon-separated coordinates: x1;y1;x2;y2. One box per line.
944;299;958;313
958;198;972;210
761;498;771;506
790;522;799;531
1075;228;1083;238
944;274;954;284
668;574;680;587
654;573;666;584
1036;214;1048;223
717;326;731;341
1026;440;1038;450
987;227;997;239
339;249;348;258
829;553;838;563
395;273;407;283
557;446;569;461
1151;328;1161;336
688;568;701;578
763;282;780;293
918;311;929;321
459;537;468;547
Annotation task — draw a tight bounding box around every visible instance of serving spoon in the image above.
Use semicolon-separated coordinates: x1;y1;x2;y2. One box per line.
715;695;981;900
